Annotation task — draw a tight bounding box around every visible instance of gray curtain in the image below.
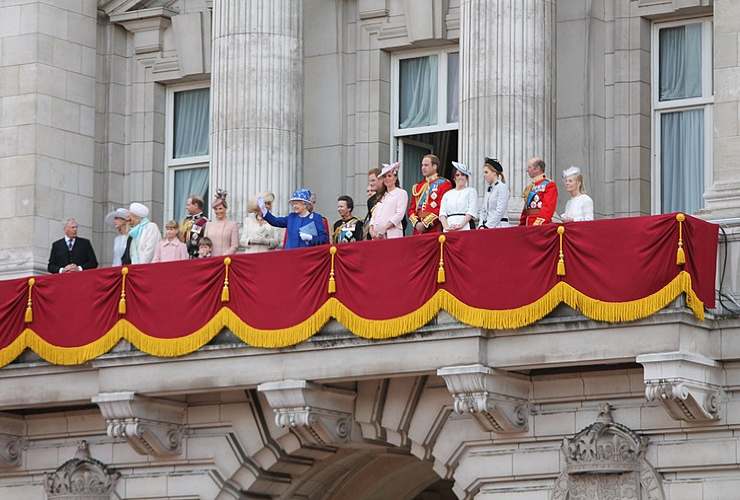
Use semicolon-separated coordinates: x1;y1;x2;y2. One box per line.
174;88;210;158
659;24;702;101
401;142;428;193
174;167;209;219
661;109;704;214
447;52;459;123
399;55;438;129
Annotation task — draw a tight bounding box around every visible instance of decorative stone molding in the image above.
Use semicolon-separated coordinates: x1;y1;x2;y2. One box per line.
46;440;120;500
0;413;24;468
359;0;389;19
437;364;529;433
552;403;665;500
637;351;723;422
257;380;356;447
109;7;175;54
92;392;186;457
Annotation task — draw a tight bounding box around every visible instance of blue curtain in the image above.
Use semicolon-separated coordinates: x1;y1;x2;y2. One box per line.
174;88;210;158
174;168;209;219
661;109;704;214
399;55;438;129
447;52;459;123
659;24;702;101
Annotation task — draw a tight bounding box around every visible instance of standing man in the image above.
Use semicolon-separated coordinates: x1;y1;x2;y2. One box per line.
364;167;382;240
333;195;363;244
520;157;558;226
48;218;98;273
180;195;208;259
408;154;453;234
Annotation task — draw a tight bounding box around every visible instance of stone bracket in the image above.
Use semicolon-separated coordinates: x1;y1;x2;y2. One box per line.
637;352;723;422
0;413;24;468
92;392;186;457
109;7;175;54
437;364;530;433
258;380;356;447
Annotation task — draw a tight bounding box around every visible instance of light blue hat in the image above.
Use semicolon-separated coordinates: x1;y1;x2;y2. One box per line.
290;188;312;204
451;161;472;177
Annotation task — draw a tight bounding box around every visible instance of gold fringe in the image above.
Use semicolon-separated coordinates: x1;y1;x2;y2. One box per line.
24;278;35;324
118;267;128;315
221;257;231;303
437;235;446;284
556;225;566;276
328;246;337;294
676;213;686;265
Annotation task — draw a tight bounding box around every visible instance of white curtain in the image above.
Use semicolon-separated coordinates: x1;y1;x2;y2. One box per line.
174;167;209;219
174;88;210;158
659;24;702;101
661;109;704;214
399;55;438;129
447;52;459;123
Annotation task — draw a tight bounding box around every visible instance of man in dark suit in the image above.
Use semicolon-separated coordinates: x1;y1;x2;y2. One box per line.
47;218;98;274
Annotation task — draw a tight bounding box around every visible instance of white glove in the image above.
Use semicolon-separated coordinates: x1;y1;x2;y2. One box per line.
299;232;313;242
257;196;267;216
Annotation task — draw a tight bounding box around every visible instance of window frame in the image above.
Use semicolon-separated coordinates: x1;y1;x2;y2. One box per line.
164;81;211;222
651;17;714;215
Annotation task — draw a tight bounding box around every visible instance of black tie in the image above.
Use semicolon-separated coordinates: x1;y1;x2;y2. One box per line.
487;186;492;193
67;239;74;251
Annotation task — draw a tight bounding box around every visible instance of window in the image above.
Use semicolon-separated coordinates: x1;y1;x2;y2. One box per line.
165;83;210;222
652;19;713;215
391;48;459;192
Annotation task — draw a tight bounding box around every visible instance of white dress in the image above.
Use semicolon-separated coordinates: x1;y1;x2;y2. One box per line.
131;222;161;264
440;187;477;231
479;181;510;228
241;213;283;253
112;234;128;266
563;194;594;222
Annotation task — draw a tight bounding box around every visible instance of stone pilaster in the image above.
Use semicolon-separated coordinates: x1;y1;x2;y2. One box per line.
459;0;555;217
209;0;303;216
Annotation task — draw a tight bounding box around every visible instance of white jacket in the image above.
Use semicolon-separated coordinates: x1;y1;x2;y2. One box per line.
131;222;161;264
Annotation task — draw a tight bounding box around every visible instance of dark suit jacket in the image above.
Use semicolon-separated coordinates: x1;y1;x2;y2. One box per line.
47;237;98;274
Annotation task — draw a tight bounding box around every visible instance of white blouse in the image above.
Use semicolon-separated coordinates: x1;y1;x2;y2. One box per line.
479;181;510;228
563;194;594;222
440;187;477;231
112;234;127;266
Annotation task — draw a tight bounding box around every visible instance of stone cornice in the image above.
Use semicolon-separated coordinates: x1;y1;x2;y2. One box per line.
109;7;175;54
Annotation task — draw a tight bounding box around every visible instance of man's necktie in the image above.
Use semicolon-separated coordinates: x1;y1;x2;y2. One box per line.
67;239;74;251
487;186;492;193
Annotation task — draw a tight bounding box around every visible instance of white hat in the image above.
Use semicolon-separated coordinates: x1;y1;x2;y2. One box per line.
128;202;149;218
379;162;400;177
104;208;129;226
562;166;582;178
451;161;472;177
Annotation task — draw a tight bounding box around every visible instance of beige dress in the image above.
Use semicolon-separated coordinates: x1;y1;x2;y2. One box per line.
241;213;284;253
204;219;239;256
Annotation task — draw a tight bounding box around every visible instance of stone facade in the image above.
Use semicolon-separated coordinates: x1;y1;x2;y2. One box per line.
0;0;739;499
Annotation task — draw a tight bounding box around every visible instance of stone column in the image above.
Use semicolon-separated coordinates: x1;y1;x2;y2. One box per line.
459;0;555;216
209;0;303;216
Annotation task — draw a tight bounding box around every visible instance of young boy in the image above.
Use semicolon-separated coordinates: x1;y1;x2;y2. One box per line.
152;220;188;263
197;237;214;258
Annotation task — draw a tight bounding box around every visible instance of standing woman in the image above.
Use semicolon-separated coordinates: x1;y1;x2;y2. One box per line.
561;166;594;222
440;161;477;232
105;207;130;266
369;162;408;239
478;157;510;228
241;192;283;253
204;189;239;256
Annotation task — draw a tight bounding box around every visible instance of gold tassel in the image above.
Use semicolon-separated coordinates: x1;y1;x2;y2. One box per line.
437;235;446;284
328;246;337;294
556;225;566;276
221;257;231;303
676;213;686;265
118;267;128;315
24;278;35;323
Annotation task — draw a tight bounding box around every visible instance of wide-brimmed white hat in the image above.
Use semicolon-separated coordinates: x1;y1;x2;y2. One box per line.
451;161;472;177
562;166;582;178
379;162;400;177
128;202;149;218
104;208;129;226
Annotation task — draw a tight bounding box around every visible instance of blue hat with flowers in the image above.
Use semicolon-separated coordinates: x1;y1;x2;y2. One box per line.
290;188;312;205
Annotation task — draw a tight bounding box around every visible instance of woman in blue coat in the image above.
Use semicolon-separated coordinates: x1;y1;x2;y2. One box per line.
259;189;329;249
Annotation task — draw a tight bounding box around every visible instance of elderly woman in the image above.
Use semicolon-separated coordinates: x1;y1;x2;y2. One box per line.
105;207;130;266
440;161;477;232
259;188;329;249
478;157;510;228
561;166;594;222
204;190;239;256
369;162;408;239
128;202;160;264
241;192;283;253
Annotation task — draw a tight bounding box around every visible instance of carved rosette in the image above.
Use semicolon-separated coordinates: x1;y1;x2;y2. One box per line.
437;364;529;433
46;441;119;500
0;413;24;468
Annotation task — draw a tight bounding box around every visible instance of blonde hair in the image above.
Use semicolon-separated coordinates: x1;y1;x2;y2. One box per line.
572;174;587;195
164;220;179;237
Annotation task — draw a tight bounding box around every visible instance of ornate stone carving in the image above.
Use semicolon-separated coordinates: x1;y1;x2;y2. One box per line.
92;392;186;457
257;380;355;447
551;403;665;500
0;413;24;469
637;352;723;422
46;440;119;500
437;364;529;433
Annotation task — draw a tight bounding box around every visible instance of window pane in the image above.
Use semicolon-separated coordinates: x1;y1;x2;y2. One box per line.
661;109;704;214
399;55;438;129
447;52;459;123
174;88;210;158
659;24;702;101
173;167;209;219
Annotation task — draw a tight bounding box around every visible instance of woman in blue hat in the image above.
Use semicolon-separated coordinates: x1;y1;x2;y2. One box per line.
258;189;329;249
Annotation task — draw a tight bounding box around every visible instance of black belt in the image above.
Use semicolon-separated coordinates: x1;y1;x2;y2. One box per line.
482;218;508;225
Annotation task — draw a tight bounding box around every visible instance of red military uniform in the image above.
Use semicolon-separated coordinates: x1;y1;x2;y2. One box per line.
520;175;558;226
408;175;453;234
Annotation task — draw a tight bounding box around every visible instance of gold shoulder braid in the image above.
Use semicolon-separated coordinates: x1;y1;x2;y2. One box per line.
522;183;534;200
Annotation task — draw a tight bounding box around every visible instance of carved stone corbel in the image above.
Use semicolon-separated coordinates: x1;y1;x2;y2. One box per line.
437;364;530;433
92;392;186;457
0;413;24;468
46;440;119;500
257;380;356;447
637;352;723;422
109;7;175;54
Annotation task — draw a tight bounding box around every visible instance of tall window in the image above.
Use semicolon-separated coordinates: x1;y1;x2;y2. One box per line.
166;83;210;221
652;19;713;215
391;48;459;194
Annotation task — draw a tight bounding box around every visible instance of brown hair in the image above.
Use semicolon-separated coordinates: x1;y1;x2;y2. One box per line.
199;237;213;249
531;157;546;174
483;164;506;183
423;154;441;171
188;195;204;210
368;167;381;177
